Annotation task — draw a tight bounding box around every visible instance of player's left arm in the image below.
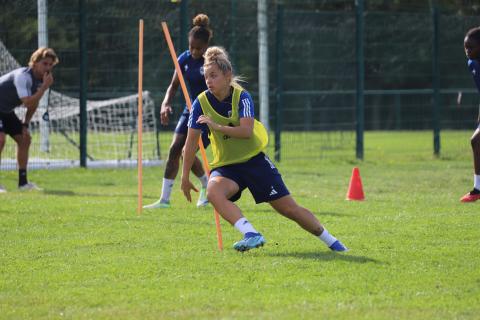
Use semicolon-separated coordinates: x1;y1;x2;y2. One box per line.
198;116;253;138
23;102;40;127
19;72;53;126
196;91;255;139
20;72;53;111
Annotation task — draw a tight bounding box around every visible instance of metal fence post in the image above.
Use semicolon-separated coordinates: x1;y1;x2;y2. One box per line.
180;0;188;52
230;0;237;68
355;0;365;160
275;4;283;162
79;0;87;167
432;6;441;156
395;94;401;130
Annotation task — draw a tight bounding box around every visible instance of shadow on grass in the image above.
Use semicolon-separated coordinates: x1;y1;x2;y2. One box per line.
252;207;350;217
43;190;76;196
268;251;380;264
317;211;350;217
43;189;143;199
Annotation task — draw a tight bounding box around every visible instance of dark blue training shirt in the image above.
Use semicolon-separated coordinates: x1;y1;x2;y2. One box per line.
178;51;207;102
0;67;42;113
468;59;480;93
188;89;255;131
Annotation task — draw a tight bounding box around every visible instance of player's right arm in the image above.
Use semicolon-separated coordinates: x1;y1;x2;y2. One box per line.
160;71;180;125
181;98;204;202
181;127;201;202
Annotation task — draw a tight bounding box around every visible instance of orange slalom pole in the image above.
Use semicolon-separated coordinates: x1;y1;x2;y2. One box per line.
161;21;223;251
137;19;144;215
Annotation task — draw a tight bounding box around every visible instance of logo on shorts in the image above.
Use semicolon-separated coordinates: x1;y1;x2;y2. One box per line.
0;119;3;129
269;186;278;196
264;155;276;169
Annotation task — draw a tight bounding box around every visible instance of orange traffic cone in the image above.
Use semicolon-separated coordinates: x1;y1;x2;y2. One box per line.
346;167;365;201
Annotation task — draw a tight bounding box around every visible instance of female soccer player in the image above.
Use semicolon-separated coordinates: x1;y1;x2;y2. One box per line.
461;26;480;202
180;46;348;252
144;14;212;209
0;47;58;192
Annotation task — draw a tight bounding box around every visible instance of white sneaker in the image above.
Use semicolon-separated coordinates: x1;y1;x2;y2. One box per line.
196;187;209;207
0;185;7;193
18;182;42;191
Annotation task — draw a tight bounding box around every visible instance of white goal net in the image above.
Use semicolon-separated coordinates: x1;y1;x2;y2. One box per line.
0;40;161;170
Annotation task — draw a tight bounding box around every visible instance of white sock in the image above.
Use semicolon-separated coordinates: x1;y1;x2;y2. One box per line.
197;174;208;188
474;175;480;190
160;178;175;202
318;229;337;247
233;217;259;235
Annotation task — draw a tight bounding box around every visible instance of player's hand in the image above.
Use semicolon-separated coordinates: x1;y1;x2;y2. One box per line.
181;177;198;202
42;71;54;89
160;104;173;125
197;115;218;130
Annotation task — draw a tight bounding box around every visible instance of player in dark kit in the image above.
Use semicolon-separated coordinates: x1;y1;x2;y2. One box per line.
181;46;348;252
460;27;480;202
144;14;212;209
0;47;58;192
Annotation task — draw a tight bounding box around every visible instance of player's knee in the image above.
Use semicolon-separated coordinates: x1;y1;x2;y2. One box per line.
17;134;31;149
206;183;227;204
206;184;219;201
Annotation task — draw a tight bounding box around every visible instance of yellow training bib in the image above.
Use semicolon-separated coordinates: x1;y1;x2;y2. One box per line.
198;86;268;169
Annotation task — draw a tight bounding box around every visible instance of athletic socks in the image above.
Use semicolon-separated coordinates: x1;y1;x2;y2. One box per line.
474;174;480;191
160;178;175;202
19;169;27;186
318;229;337;247
233;217;259;235
198;174;208;188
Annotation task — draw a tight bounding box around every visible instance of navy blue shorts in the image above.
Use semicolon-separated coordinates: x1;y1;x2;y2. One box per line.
0;112;23;136
210;152;290;204
175;106;210;147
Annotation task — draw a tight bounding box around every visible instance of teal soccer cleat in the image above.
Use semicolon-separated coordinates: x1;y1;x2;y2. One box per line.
143;199;171;209
233;233;266;252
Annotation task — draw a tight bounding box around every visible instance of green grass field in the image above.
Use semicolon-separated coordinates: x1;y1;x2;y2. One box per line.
1;131;479;319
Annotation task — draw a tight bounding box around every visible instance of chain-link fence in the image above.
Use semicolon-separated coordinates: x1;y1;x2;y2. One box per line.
1;0;479;167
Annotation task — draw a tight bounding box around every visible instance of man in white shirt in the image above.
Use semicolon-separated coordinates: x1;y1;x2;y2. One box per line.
0;47;58;192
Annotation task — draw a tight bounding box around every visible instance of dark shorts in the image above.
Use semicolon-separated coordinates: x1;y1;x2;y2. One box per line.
210;152;290;204
175;106;210;147
0;112;23;136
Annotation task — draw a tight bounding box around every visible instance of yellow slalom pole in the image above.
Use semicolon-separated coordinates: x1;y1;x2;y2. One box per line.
161;21;223;251
137;19;144;215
